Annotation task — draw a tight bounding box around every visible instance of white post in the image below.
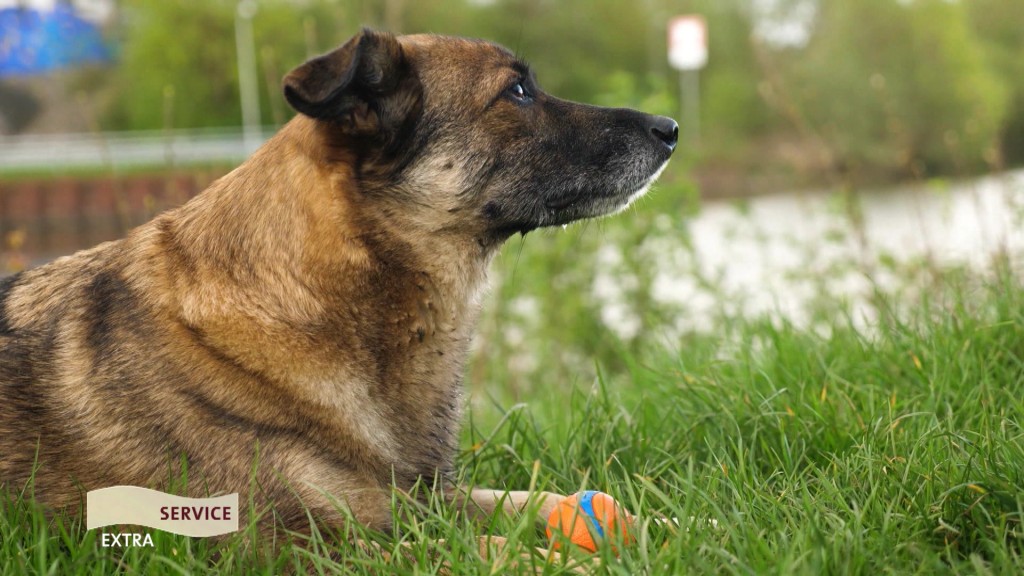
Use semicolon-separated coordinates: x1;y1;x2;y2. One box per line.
235;0;261;155
680;69;700;147
668;15;707;148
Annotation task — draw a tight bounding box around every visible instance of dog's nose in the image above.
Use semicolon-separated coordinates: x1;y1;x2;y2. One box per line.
648;116;679;151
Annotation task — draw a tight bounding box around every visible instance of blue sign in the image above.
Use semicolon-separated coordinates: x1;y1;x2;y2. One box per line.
0;3;114;76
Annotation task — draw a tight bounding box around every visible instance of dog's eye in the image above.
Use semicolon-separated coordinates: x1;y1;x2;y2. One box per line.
507;82;530;103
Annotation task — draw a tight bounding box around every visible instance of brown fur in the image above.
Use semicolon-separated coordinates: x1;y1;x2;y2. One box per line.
0;28;675;545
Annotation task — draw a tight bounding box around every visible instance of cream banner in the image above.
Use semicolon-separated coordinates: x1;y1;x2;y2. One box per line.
87;486;239;537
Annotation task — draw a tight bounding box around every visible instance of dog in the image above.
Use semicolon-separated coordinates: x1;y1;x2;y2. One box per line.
0;27;676;552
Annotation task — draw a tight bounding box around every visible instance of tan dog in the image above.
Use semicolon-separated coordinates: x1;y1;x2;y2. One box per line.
0;28;676;549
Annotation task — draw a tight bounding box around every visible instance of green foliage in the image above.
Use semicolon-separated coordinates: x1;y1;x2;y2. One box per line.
105;0;357;130
472;169;698;399
776;0;1008;177
591;71;674;119
967;0;1024;166
470;0;661;103
103;0;668;130
3;265;1023;574
693;0;776;142
107;0;237;130
91;0;1024;181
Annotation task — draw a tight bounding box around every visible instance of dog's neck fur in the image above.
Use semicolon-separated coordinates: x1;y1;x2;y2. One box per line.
139;117;491;477
160;116;494;359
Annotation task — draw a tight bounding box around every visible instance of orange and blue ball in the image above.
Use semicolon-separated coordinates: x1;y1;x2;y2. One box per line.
545;490;634;554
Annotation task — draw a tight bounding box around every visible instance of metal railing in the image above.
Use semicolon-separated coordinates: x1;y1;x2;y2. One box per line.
0;127;278;173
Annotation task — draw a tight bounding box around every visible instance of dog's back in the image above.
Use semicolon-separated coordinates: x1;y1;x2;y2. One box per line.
0;29;676;534
0;121;469;531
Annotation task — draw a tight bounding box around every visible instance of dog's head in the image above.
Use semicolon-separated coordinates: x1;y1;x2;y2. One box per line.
284;29;677;245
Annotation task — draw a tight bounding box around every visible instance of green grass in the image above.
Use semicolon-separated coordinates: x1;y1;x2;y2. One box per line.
2;265;1022;574
2;170;1022;573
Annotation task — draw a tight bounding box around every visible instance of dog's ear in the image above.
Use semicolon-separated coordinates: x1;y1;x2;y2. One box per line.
283;28;410;131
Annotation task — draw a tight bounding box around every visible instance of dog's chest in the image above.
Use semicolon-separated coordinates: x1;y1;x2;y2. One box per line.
327;273;483;483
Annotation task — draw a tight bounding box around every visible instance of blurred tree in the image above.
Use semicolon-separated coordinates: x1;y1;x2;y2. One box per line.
770;0;1008;178
688;0;774;144
469;0;656;102
91;0;1020;186
101;0;675;130
967;0;1024;167
104;0;356;130
106;0;237;130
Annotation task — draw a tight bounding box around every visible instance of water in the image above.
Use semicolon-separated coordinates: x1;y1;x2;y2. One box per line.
596;171;1024;337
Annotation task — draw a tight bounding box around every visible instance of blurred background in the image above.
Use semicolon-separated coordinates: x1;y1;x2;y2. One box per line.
1;0;1022;397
